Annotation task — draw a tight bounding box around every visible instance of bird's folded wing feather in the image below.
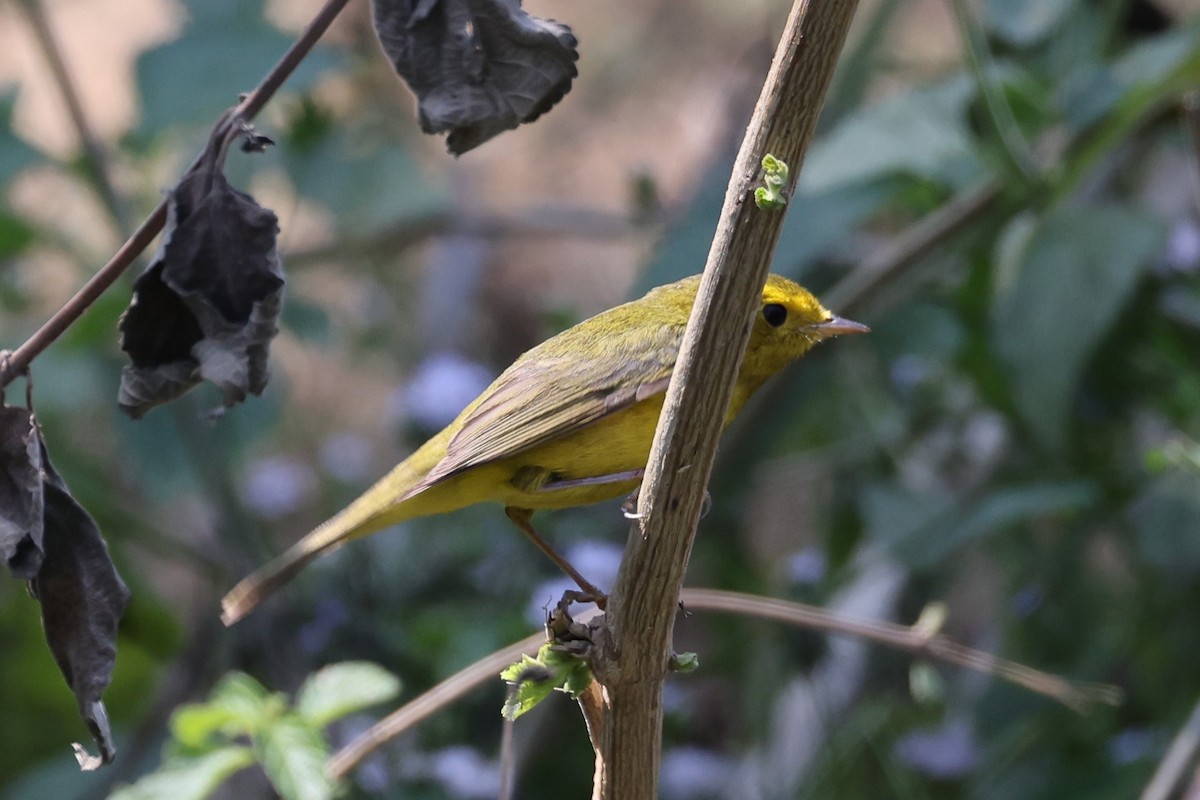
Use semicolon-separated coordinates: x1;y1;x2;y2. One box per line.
418;321;683;487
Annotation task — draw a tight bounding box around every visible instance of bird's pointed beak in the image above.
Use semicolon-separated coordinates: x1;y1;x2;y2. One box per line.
812;315;870;337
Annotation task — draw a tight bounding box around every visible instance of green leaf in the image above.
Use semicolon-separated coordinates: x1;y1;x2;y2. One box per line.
183;673;275;734
1062;27;1200;132
500;644;593;721
559;655;594;698
1129;471;1200;578
281;125;447;234
108;747;255;800
280;297;332;344
754;154;789;210
1057;27;1200;192
1111;26;1200;90
920;482;1096;567
167;672;283;754
864;480;1096;569
169;703;246;751
256;714;336;800
669;652;700;673
0;93;42;184
860;481;954;553
296;661;401;728
1058;65;1123;133
799;77;981;192
209;672;273;715
135;0;339;134
0;211;36;260
500;654;557;720
871;302;966;363
991;205;1162;449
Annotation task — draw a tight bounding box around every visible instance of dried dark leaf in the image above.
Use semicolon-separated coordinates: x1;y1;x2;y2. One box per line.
0;404;44;578
5;421;130;769
373;0;578;154
119;146;284;419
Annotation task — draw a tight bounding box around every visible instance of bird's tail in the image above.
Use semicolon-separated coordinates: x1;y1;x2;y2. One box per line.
221;455;432;625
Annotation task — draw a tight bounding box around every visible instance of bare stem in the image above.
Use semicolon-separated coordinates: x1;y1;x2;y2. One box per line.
327;606;606;781
1141;698;1200;800
16;0;129;230
326;634;539;780
325;587;1117;784
594;2;861;797
286;206;657;267
948;0;1037;183
825;179;999;315
0;0;353;389
681;589;1121;711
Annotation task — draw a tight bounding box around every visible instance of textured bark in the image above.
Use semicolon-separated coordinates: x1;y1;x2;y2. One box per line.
592;1;862;797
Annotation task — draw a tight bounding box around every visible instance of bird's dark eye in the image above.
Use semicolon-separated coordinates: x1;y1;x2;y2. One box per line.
762;303;787;327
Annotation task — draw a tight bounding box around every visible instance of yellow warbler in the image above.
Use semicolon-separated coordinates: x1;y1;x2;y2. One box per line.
221;274;866;624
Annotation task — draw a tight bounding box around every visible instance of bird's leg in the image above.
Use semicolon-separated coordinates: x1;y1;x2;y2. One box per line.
504;507;608;608
506;467;646;606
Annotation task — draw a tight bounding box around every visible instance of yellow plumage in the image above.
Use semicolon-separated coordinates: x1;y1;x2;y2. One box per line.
221;273;866;623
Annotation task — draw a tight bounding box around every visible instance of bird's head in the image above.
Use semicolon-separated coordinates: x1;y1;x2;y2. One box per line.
745;274;868;378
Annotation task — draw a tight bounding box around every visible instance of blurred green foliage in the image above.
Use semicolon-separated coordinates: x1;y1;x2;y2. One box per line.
135;0;339;136
108;663;399;800
2;0;1200;798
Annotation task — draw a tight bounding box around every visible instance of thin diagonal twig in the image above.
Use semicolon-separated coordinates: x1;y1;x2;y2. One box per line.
326;586;1117;782
328;604;605;781
682;589;1122;711
0;0;352;389
948;0;1038;184
1142;698;1200;800
15;0;129;230
327;631;543;780
825;178;999;315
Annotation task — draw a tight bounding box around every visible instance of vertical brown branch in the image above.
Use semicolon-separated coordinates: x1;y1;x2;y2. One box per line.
592;1;861;797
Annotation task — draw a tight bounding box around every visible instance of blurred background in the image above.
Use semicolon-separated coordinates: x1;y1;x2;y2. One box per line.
2;0;1200;797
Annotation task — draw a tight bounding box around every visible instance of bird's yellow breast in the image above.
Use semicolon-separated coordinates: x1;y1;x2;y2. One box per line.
413;379;769;514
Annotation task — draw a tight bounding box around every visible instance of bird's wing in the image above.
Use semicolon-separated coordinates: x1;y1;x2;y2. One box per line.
419;320;683;487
